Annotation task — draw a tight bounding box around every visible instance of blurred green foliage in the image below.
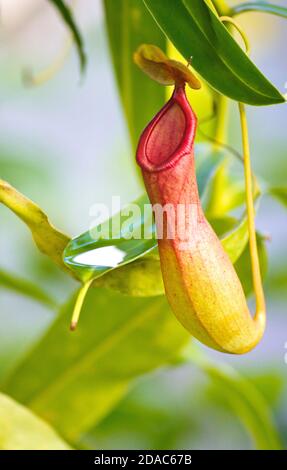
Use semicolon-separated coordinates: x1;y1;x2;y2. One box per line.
0;0;286;450
0;393;70;450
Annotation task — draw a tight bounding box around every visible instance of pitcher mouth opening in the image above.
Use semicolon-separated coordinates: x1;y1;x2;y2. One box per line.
136;86;197;173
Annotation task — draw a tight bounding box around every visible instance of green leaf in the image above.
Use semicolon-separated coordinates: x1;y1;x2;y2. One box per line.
64;193;157;283
66;212;249;299
248;371;284;407
208;215;238;236
64;145;223;289
93;255;164;297
195;145;224;198
184;345;282;450
233;2;287;19
204;160;246;217
0;269;58;309
234;233;268;297
49;0;86;73
266;265;287;295
81;372;195;450
0;179;72;276
0;392;70;450
2;288;189;441
268;186;287;207
143;0;284;105
221;216;249;264
103;0;166;148
95;209;251;296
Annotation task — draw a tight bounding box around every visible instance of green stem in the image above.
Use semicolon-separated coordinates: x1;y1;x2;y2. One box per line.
238;103;266;323
220;16;250;54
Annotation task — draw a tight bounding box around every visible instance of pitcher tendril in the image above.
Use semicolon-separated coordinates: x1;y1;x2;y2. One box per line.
239;102;266;329
220;15;266;324
70;279;94;331
220;16;251;55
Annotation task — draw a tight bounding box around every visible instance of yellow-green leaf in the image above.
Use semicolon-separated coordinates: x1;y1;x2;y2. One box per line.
2;288;189;441
0;392;70;450
0;179;71;275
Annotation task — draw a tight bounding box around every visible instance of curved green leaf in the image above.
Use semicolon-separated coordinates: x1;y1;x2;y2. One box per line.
0;269;58;310
0;179;71;276
49;0;86;73
235;233;268;297
195;146;225;198
208;215;238;236
143;0;284;105
2;288;189;441
233;2;287;19
64;194;157;282
221;216;249;264
268;186;287;207
204;160;246;217
0;392;70;450
184;345;282;450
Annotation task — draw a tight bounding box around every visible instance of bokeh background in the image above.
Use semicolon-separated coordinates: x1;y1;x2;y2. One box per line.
0;0;286;449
